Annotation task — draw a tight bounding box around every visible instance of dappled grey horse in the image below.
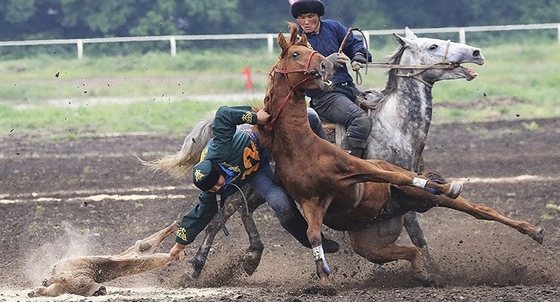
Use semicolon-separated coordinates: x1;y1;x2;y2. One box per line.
353;27;484;267
148;27;485;281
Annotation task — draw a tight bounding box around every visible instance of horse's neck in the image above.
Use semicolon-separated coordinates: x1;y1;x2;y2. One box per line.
270;88;314;147
368;76;433;170
381;75;433;132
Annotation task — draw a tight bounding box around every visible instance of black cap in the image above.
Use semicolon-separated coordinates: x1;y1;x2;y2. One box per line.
291;0;325;18
192;160;222;191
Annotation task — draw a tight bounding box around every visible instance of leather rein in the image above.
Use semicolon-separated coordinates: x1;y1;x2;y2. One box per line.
342;27;455;88
354;39;453;88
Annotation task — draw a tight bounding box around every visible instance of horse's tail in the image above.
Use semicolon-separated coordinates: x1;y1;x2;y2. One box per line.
142;111;215;179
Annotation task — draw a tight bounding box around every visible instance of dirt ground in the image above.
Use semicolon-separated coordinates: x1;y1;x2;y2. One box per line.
1;114;559;302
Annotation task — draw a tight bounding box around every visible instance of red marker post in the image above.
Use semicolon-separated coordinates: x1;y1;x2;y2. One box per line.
241;67;253;90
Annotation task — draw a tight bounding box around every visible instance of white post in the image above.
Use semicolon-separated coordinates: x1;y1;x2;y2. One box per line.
267;34;274;53
77;39;83;60
557;24;560;44
170;36;177;57
459;28;466;44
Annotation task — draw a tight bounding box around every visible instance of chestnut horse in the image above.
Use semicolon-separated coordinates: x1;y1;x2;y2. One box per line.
253;23;543;285
148;24;543;285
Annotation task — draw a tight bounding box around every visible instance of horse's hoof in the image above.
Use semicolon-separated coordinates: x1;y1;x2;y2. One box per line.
242;250;263;276
185;258;204;281
93;286;107;296
532;227;545;244
445;182;463;199
413;268;438;287
182;269;201;282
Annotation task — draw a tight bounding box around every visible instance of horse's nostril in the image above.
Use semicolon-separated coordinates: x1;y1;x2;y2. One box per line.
473;50;480;57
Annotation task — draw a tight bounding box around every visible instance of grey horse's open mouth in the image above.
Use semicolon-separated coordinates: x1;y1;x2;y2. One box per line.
451;63;479;81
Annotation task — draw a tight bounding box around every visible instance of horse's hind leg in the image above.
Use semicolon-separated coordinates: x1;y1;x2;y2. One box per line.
349;216;430;284
399;186;544;244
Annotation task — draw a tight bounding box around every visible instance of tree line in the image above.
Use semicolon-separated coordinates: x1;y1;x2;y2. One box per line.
1;0;559;41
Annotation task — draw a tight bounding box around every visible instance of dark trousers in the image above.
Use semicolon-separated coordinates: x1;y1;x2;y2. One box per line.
310;83;370;149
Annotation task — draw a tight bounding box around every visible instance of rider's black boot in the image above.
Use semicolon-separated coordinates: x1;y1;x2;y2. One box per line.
278;212;340;253
341;138;366;159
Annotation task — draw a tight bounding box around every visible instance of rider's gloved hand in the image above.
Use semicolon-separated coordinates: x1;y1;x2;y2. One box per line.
351;52;368;64
351;52;368;71
326;52;348;68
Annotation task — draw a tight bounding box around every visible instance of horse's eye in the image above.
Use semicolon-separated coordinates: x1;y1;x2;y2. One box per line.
292;52;299;59
429;44;438;50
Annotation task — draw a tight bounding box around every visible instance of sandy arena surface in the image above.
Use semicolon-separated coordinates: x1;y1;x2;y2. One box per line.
1;115;559;301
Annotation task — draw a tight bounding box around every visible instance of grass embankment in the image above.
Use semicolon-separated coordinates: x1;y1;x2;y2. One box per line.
1;41;559;138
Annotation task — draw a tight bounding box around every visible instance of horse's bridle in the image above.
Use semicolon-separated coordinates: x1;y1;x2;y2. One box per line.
274;50;320;79
354;39;454;88
265;50;320;131
340;26;455;87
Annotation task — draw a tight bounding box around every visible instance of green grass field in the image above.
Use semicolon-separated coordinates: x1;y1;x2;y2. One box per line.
1;41;559;138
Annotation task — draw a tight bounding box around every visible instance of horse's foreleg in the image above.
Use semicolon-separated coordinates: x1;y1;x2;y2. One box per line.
187;193;243;280
402;211;437;271
300;198;332;284
238;191;265;276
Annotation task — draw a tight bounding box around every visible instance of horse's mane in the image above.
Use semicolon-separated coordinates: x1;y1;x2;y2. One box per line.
358;45;404;112
383;43;406;95
257;22;301;150
256;65;277;149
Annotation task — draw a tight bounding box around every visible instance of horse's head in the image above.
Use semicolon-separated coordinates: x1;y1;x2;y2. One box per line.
391;27;485;84
275;23;334;91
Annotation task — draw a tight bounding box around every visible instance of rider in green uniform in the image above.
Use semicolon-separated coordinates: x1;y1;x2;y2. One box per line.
169;105;339;259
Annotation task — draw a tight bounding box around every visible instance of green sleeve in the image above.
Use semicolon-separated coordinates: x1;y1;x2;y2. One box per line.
211;106;257;146
175;191;218;245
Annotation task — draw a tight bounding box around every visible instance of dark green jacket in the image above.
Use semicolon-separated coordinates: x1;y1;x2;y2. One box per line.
176;105;264;245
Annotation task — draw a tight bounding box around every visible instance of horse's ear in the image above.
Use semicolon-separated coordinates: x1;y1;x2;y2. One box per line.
297;32;308;46
393;33;406;47
404;27;418;39
278;31;288;53
288;23;299;45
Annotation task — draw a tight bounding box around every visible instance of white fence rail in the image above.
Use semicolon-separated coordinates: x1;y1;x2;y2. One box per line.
0;23;558;59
